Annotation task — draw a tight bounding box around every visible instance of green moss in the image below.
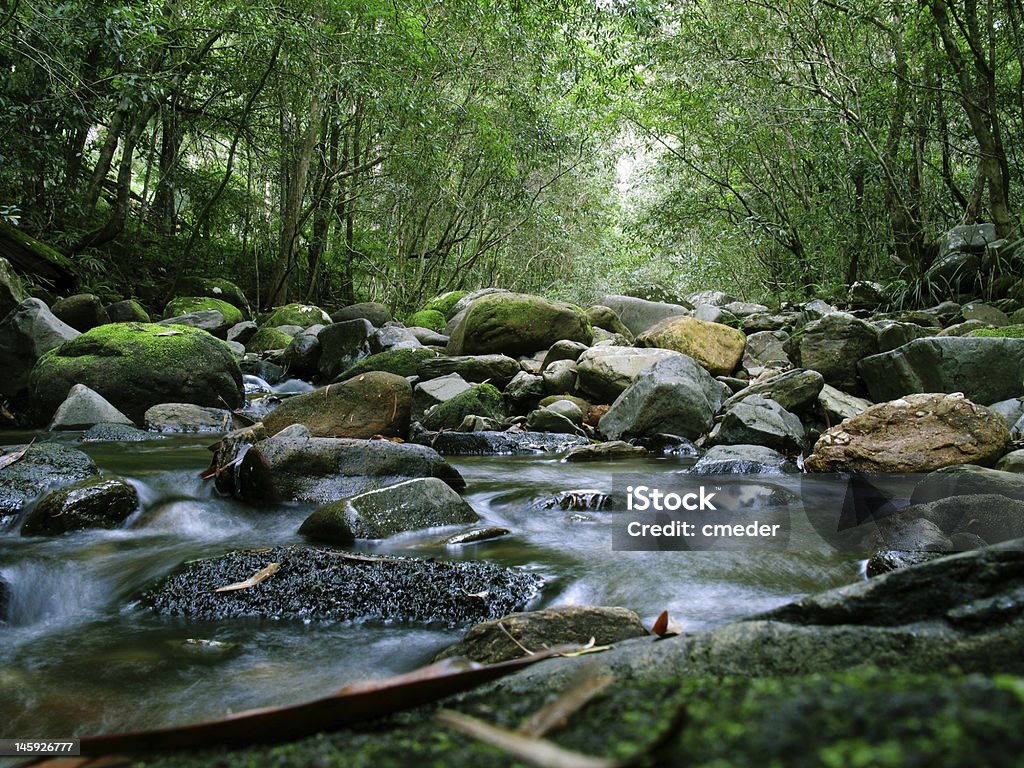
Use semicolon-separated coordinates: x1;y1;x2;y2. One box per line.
334;348;441;382
406;309;446;331
969;324;1024;338
262;303;331;328
178;277;251;317
0;220;73;269
422;290;469;316
165;296;244;326
246;327;294;353
421;383;505;431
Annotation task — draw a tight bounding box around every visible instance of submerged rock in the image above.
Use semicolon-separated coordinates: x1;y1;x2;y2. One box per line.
138;546;542;627
0;442;98;525
691;444;798;475
144;403;236;433
21;475;138;536
81;422;162;442
416;430;589;455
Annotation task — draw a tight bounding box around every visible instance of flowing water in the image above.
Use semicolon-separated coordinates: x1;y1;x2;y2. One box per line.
0;413;865;741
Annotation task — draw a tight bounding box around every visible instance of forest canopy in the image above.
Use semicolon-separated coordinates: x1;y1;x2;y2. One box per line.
1;0;1022;310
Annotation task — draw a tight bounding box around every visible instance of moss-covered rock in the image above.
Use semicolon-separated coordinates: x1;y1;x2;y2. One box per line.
969;324;1024;339
105;298;150;323
637;315;747;376
20;475;138;536
28;322;244;424
334;347;441;382
164;297;244;327
262;303;331;329
406;309;446;331
421;383;506;431
177;276;251;318
447;293;593;356
422;290;469;317
246;327;294;353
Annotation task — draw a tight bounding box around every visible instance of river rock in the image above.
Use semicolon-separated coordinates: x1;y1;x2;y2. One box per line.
962;302;1009;326
847;280;887;311
541;359;577;395
334;347;439;382
636;316;746;376
742;312;800;333
81;422;162;442
144;403;237;433
447;293;592;357
686;289;735;306
564;441;648;461
417;354;521;388
723;369;824;414
51;293;109;332
599;355;727;441
331;301;392;327
281;332;321;380
138;546;541;626
817;383;872;424
742;330;791;375
575;346;684;403
246;326;293;353
877;321;933;353
262;303;331;329
996;450;1024;472
710;395;805;453
858;337;1024;405
503;371;545;413
881;494;1024;548
585;305;634;340
525;404;586;435
691;444;798;475
0;443;98;525
421;383;505;432
104;299;150;323
541;340;589;370
166;296;243;327
596;295;691;336
872;517;953;553
434;605;648;664
226;320;258;346
28;322;244;424
0;298;79;401
418;430;589;455
805;393;1010;473
49;384;134;430
236;428;464;504
262;371;411;439
371;324;422;353
20;475;138;536
692;303;738;326
412;373;471;422
796;312;878;393
910;465;1024;504
299;477;478;543
989;398;1024;428
315;319;374;380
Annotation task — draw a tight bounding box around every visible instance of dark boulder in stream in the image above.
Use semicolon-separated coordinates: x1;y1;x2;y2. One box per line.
21;475;138;536
0;442;98;526
138;546;542;626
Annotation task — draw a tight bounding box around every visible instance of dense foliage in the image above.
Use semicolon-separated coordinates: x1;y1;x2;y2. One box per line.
1;0;1022;309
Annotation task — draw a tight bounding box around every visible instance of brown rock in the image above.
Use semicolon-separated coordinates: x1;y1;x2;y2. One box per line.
805;393;1010;473
636;316;745;376
262;371;411;439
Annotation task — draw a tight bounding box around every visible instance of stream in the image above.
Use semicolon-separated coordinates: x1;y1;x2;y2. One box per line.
0;416;864;741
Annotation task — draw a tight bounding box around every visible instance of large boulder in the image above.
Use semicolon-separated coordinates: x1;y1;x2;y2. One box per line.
299;477;478;543
710;395;805;453
235;428;464;504
20;475;138;536
796;312;879;393
261;303;331;329
599;355;727;440
575;346;684;403
28;322;244;424
421;383;506;432
317;319;374;381
51;293;109;332
858;337;1024;406
447;293;592;356
0;298;79;401
636;316;746;376
330;301;392;327
0;442;98;526
418;354;522;389
262;371;411;439
597;294;691;335
805;393;1010;473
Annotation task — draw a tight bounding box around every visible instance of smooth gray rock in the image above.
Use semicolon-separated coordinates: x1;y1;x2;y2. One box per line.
997;450;1024;473
858;337;1024;405
330;301;392;327
817;383;872;424
575;346;683;403
911;465;1024;505
227;321;258;345
723;369;824;414
503;370;546;414
417;354;521;389
541;359;577;395
710;395;805;452
157;309;230;338
412;373;471;423
541;340;589;369
0;298;79;400
372;324;422;353
144;403;236;433
797;312;878;393
417;430;589;456
988;397;1024;429
742;330;791;374
49;384;134;430
51;293;109;332
21;475;138;536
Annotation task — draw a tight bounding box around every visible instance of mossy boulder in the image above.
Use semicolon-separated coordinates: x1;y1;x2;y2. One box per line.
422;290;469;317
177;276;251;318
405;309;446;331
334;347;441;382
164;297;244;328
20;475;138;536
970;324;1024;339
28;322;244;424
261;303;331;329
636;315;746;376
246;327;294;353
447;292;593;356
421;383;506;431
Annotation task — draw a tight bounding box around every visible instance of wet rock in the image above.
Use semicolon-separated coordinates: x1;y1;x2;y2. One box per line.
434;605;647;663
281;332;321;380
421;383;505;432
595;294;691;336
742;330;791;375
503;370;545;414
412;373;471;422
236;429;464;504
445;527;511;546
21;475;138;536
534;489;611;511
711;395;805;453
29;322;244;424
262;303;331;329
525;404;586;435
600;355;727;441
817;383;872;424
564;441;648;461
575;346;684;403
51;293;109;332
81;422;162;442
239;358;285;384
417;354;520;388
636;316;746;376
417;430;589;456
144;403;237;433
166;296;244;327
873;517;953;553
330;301;392;327
585;305;634;340
335;347;439;383
262;372;411;439
691;444;798;475
299;477;479;543
883;493;1024;547
371;324;422;353
858;337;1024;405
0;298;79;402
0;442;98;525
865;549;946;577
447;293;593;356
911;465;1024;504
138;546;541;627
723;369;824;414
805;393;1010;473
796;312;878;393
104;299;150;323
49;383;134;430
